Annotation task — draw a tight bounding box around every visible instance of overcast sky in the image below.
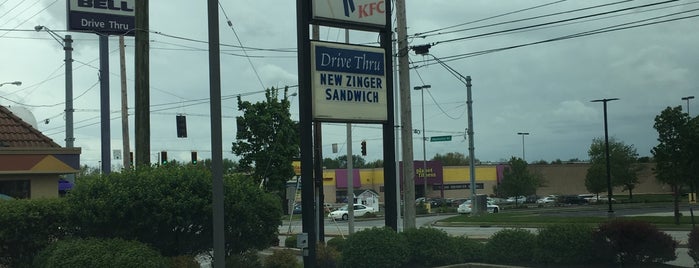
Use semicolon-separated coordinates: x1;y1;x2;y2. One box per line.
0;0;697;169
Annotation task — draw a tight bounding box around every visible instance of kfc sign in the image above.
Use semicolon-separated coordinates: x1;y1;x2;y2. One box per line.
313;0;386;29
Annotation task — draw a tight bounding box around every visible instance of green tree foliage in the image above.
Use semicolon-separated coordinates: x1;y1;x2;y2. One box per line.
0;199;69;268
587;137;641;199
585;163;607;197
201;158;239;174
67;166;281;257
498;157;545;204
341;227;408;268
232;87;299;199
431;152;478;166
322;155;366;169
652;106;693;223
365;159;384;168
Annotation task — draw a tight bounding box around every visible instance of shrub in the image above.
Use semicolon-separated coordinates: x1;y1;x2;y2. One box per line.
316;242;341;268
342;227;408;268
483;228;536;265
361;211;377;218
326;236;345;252
402;227;461;266
533;223;596;265
263;249;301;268
592;219;677;264
688;227;699;266
0;198;69;268
285;235;298;248
449;235;484;263
170;255;200;268
32;238;169;268
226;250;262;268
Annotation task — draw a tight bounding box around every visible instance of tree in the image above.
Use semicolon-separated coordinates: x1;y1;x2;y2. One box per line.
652;106;692;224
321;155;366;169
587;137;641;199
585;163;607;198
365;159;384;168
67;166;282;257
498;157;545;205
431;152;478;166
201;158;239;175
231;87;299;199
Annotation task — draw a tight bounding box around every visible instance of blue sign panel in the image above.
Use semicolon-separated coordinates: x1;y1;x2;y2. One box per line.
314;45;385;76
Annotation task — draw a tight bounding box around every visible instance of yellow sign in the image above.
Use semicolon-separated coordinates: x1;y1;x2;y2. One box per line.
293;160;301;176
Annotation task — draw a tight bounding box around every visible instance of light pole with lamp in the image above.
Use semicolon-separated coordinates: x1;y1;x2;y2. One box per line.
0;81;22;87
682;96;695;202
517;132;529;161
682;96;695;115
414;85;431;200
35;26;74;151
591;98;619;217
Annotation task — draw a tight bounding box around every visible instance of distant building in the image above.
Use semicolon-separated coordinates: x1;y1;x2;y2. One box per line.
0;106;80;199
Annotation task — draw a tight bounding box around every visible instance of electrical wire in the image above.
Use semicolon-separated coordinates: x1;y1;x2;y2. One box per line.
0;0;59;38
218;1;266;90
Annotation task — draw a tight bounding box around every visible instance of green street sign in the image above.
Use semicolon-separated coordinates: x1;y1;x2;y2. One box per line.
430;135;452;142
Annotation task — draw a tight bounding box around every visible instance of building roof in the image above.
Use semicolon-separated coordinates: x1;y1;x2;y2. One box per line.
0;106;60;148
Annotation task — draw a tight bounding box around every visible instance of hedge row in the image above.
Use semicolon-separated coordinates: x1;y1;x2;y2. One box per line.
308;219;679;267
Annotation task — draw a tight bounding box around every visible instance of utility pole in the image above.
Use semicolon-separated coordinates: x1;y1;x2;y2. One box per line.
135;0;150;166
396;0;415;229
119;36;130;169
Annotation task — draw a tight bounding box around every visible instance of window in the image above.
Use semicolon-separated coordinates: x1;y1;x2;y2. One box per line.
0;180;30;199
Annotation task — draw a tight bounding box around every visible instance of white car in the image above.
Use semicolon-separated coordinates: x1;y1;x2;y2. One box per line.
328;204;374;221
457;200;500;214
536;196;557;204
506;196;526;204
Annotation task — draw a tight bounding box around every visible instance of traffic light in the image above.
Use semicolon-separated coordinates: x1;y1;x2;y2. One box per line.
191;151;197;165
129;152;134;166
361;140;367;156
176;115;187;138
160;151;168;165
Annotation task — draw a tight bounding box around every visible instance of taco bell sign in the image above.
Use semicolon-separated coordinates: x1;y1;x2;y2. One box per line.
312;0;386;29
67;0;135;36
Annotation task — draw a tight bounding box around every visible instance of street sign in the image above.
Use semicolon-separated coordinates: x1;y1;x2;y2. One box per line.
430;135;452;142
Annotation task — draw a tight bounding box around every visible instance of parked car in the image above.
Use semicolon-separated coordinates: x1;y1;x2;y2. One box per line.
557;195;588;205
0;193;14;201
536;196;557;204
506;196;527;204
457;200;500;214
328;204;375;221
430;198;448;207
292;204;302;214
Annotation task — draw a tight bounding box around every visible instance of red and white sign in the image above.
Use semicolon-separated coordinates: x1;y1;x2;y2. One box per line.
312;0;386;28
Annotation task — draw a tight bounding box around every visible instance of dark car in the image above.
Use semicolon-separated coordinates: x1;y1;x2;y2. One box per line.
557;195;588;205
430;198;448;207
292;204;302;214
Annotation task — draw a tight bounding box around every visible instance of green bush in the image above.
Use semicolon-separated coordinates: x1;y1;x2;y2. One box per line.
533;224;596;265
483;228;536;265
284;235;297;248
341;227;408;268
326;237;345;252
449;235;484;264
263;249;301;268
226;250;262;268
360;211;377;218
169;255;200;268
0;198;69;268
592;219;677;264
32;238;169;268
402;227;462;266
67;166;282;257
316;242;341;268
688;227;699;266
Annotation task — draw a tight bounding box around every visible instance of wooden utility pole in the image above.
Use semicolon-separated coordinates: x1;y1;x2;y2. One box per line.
396;0;416;229
135;0;150;166
119;36;130;169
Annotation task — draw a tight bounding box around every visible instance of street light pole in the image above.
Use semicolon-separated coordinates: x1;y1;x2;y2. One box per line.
35;26;74;151
517;132;529;161
0;81;22;87
682;96;695;202
591;98;619;218
682;96;695;116
414;85;431;199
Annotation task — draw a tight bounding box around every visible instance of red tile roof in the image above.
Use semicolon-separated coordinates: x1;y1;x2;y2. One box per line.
0;106;60;148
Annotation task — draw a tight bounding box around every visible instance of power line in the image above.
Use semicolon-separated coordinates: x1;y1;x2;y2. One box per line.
430;0;679;46
413;0;571;37
412;8;699;67
218;1;266;90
